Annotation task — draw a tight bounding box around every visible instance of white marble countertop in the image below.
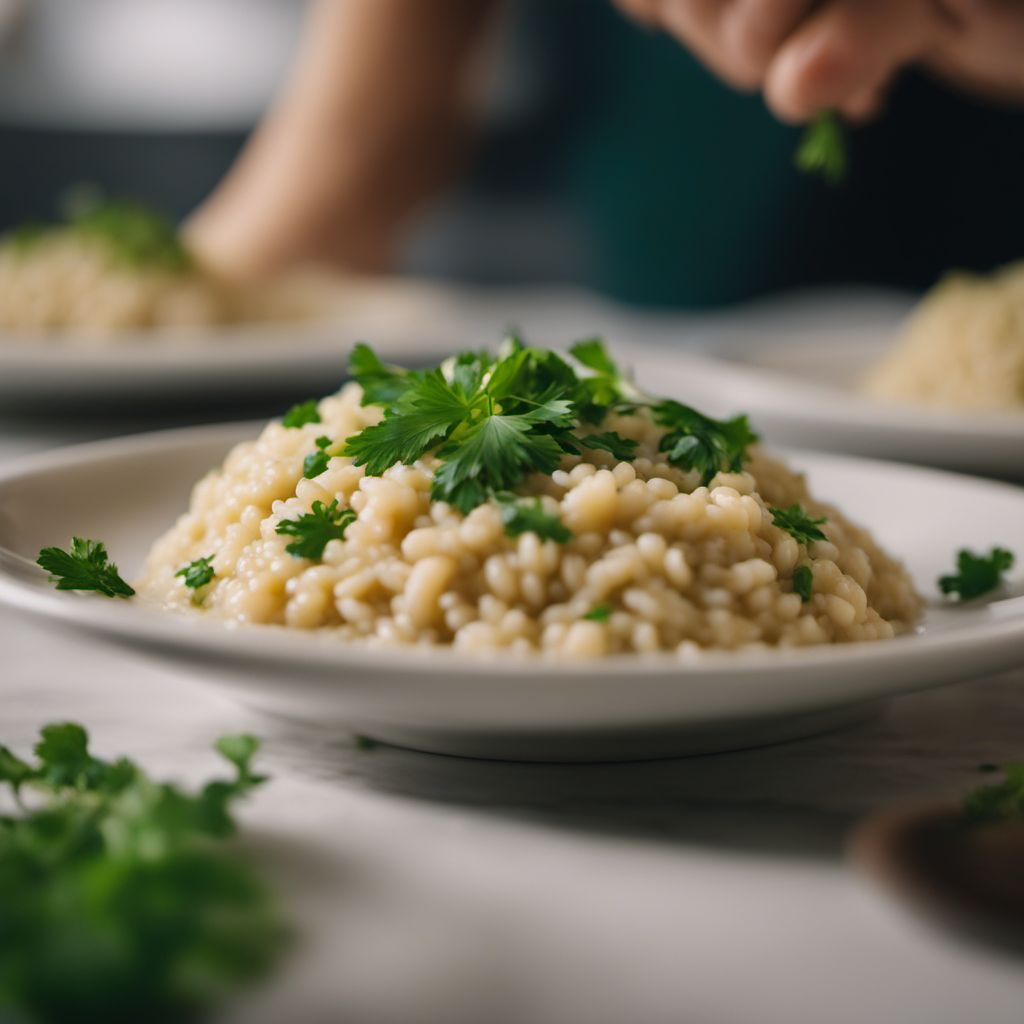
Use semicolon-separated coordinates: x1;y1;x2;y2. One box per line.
3;399;1024;1024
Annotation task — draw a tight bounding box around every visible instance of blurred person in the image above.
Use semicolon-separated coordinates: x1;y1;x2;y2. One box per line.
188;0;1024;308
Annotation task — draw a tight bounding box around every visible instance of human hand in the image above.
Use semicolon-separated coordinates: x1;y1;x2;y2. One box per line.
613;0;1024;122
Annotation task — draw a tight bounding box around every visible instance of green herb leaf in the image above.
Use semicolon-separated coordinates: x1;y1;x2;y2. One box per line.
939;547;1015;601
175;554;215;591
495;494;572;543
275;499;356;559
795;110;847;186
964;762;1024;826
793;564;814;603
0;723;282;1022
653;401;758;484
579;431;639;461
37;537;136;598
281;399;322;429
583;604;613;622
569;338;635;424
348;342;413;406
70;197;191;271
770;505;828;546
344;369;469;475
303;435;335;478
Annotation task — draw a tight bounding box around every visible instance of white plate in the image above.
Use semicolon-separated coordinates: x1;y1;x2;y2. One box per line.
628;323;1024;478
1;424;1023;761
0;279;644;406
0;277;482;404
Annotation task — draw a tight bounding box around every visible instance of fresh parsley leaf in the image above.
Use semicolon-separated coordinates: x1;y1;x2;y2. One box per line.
495;494;572;543
583;604;613;622
344;369;470;475
939;547;1015;601
175;554;215;591
303;435;335;478
793;564;814;603
570;338;618;377
770;505;828;546
37;537;136;598
653;402;758;484
70;197;191;271
0;723;282;1022
431;405;569;513
964;762;1024;826
569;338;635;424
281;399;321;429
795;110;847;185
275;499;356;559
580;431;639;461
348;342;413;406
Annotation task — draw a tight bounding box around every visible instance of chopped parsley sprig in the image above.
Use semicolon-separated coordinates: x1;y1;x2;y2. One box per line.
36;537;135;598
939;547;1015;602
344;338;759;515
282;399;322;429
770;505;828;546
275;499;356;559
792;564;814;603
652;401;759;486
0;723;282;1022
303;435;336;478
176;554;215;591
495;494;572;544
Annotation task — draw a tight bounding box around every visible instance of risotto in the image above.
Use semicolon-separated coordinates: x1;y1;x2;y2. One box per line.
0;200;313;335
865;263;1024;411
139;340;921;658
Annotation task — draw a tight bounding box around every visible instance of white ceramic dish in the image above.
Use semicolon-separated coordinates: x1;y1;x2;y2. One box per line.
1;424;1023;761
628;326;1024;478
0;277;476;403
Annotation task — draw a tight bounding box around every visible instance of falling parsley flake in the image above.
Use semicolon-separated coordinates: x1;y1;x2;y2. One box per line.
583;604;613;623
939;547;1015;602
281;399;321;429
770;505;828;546
275;499;356;559
792;564;814;603
495;494;572;543
37;537;135;598
795;110;847;186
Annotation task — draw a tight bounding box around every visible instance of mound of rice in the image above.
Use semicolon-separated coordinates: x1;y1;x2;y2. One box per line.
865;263;1024;411
0;234;312;335
138;384;921;657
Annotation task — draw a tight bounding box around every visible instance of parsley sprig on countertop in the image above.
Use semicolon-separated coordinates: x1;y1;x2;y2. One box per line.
36;537;135;598
344;337;759;515
0;724;282;1024
939;547;1015;602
